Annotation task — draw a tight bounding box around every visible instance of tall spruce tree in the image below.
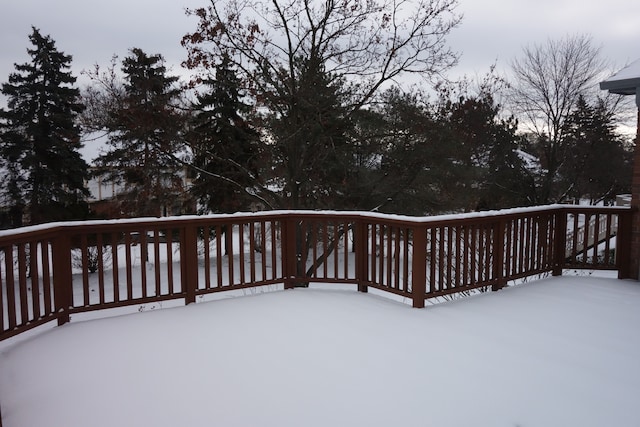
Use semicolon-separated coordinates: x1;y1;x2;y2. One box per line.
94;48;188;217
267;55;354;209
189;54;262;213
0;27;89;226
559;96;632;204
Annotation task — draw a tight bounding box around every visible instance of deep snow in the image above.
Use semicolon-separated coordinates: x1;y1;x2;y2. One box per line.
1;274;640;426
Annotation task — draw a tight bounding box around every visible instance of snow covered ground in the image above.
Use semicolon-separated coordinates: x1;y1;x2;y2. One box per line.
1;274;640;426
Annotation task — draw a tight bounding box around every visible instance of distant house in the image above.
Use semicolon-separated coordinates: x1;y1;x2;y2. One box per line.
86;167;197;219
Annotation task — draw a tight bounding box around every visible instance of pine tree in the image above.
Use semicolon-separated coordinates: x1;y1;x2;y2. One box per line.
359;88;448;215
0;27;89;226
560;96;632;204
442;92;532;210
189;54;262;213
267;55;353;209
94;48;188;217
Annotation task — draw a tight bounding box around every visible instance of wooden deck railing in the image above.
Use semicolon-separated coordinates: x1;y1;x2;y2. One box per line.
0;205;632;343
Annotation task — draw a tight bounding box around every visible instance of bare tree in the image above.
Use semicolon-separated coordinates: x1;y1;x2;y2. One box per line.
80;56;127;134
181;0;461;284
183;0;461;110
182;0;461;210
509;34;609;203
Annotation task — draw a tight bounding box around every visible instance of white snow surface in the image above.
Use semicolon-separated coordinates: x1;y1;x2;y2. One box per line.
1;275;640;426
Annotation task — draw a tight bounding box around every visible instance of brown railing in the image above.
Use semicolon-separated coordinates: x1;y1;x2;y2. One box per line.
0;205;632;343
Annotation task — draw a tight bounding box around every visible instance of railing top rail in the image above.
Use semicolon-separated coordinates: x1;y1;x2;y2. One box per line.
0;204;631;242
560;205;632;214
0;226;61;244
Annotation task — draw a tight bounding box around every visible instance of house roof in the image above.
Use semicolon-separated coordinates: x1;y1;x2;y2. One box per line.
600;59;640;106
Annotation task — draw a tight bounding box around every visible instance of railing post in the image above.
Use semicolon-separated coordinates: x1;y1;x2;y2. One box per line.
411;224;427;308
492;220;506;291
180;225;198;304
552;209;567;276
617;209;633;279
355;219;368;293
282;217;298;289
52;232;73;326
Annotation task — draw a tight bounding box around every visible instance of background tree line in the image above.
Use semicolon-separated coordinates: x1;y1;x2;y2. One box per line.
0;1;633;228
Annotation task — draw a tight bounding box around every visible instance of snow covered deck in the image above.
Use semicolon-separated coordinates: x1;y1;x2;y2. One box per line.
1;273;639;426
0;206;635;425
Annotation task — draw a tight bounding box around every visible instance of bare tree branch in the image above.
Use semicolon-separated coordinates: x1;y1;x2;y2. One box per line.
182;0;461;113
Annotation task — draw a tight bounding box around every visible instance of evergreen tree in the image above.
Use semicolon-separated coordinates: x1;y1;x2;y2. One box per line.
560;96;632;204
441;92;533;210
267;55;354;209
94;48;188;217
360;88;450;215
189;54;262;213
363;84;533;215
0;27;89;226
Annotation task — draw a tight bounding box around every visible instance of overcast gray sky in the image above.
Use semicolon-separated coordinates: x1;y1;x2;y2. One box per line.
1;0;638;91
